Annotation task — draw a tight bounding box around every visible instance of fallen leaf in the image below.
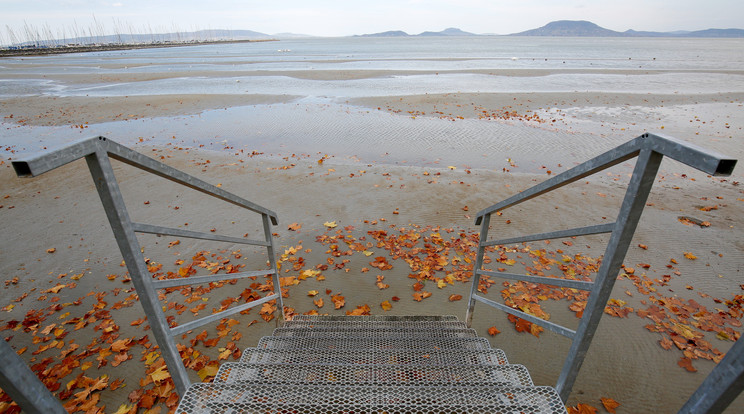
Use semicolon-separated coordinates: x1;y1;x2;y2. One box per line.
197;363;220;381
567;404;598;414
288;222;302;231
323;221;337;228
47;248;56;253
600;397;620;413
448;294;463;302
488;326;500;336
683;252;697;260
678;357;697;372
380;300;392;311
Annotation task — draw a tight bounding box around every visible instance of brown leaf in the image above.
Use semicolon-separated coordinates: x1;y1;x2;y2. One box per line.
678;357;697;372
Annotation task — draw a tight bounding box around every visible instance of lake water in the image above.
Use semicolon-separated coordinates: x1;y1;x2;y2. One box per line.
2;36;743;173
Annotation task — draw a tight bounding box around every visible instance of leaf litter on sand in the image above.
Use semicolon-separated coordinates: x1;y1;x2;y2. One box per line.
1;218;741;412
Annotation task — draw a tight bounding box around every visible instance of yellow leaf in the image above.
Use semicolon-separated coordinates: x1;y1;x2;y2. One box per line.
150;365;171;383
683;252;697;260
362;250;374;256
324;221;337;228
437;279;447;289
380;300;392;311
307;290;319;296
218;348;232;360
113;404;134;414
197;364;220;381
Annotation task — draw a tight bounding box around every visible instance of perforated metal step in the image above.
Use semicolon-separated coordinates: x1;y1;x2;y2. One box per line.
214;362;534;386
292;314;460;322
284;320;468;329
273;326;478;338
176;315;568;413
239;347;509;366
177;383;567;414
257;335;491;350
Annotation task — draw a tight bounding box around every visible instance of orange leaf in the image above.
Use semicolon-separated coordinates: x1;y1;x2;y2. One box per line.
448;294;463;302
683;252;697;260
111;338;131;353
600;397;620;413
567;404;598;414
288;222;302;231
331;294;345;309
313;297;324;308
380;300;392;311
487;326;500;336
678;357;697;372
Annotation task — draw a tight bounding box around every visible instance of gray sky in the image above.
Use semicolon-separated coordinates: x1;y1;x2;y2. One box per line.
2;0;743;39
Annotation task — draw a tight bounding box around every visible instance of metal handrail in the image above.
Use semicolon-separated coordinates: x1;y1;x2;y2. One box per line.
465;132;737;405
11;136;285;397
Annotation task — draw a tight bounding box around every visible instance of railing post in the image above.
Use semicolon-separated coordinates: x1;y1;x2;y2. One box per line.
678;335;744;414
262;213;285;322
85;149;191;395
555;148;663;401
0;339;67;414
466;213;490;328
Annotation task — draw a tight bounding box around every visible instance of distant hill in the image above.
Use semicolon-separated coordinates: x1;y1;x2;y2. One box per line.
357;28;474;37
511;20;744;38
512;20;620;36
419;28;475;36
358;30;411;37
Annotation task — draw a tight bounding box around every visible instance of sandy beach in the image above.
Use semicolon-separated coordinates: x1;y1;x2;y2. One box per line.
1;41;743;413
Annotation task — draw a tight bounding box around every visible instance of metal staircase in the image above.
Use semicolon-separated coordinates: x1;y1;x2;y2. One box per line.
176;314;568;414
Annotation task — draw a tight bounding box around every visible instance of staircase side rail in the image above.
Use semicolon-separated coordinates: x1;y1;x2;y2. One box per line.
11;136;283;397
12;136;278;224
466;133;737;403
678;334;744;414
0;338;67;414
475;133;735;224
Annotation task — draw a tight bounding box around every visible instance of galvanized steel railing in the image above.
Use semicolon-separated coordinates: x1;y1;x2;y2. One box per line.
11;136;284;397
465;133;738;405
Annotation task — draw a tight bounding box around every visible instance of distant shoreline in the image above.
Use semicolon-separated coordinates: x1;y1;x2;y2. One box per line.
0;38;277;57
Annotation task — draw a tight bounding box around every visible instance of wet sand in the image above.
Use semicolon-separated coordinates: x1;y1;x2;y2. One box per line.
1;68;743;412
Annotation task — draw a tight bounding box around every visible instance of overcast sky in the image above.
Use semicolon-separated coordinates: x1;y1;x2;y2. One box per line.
2;0;743;39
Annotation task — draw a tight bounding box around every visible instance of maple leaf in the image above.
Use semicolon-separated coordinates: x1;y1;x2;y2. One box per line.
346;304;371;316
683;252;697;260
111;338;132;353
150;365;171;383
307;290;319;296
323;221;337;228
567;404;598;414
380;300;392;311
331;294;345;309
112;404;135;414
487;326;500;336
198;363;220;381
313;297;324;308
600;397;620;413
677;357;697;372
370;256;393;270
288;222;302;231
